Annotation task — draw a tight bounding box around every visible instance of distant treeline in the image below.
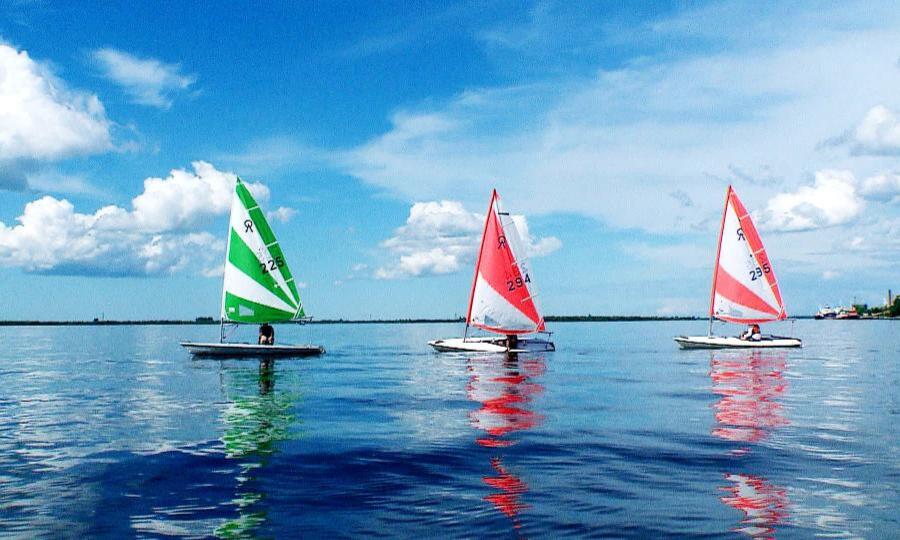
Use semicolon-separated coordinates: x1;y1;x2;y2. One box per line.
0;315;703;326
5;314;895;327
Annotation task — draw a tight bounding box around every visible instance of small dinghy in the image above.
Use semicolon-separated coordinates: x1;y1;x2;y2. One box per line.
180;342;324;357
675;186;801;350
181;177;324;358
429;336;555;354
674;335;800;349
429;189;555;354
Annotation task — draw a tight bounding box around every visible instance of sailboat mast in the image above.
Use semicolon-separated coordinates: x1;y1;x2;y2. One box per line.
708;186;731;337
219;178;240;343
465;190;497;342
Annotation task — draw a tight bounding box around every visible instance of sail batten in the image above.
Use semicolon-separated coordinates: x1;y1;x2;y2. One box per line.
467;190;545;335
220;178;305;323
710;186;786;324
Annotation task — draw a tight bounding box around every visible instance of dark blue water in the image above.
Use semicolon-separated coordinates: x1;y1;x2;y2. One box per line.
1;321;898;538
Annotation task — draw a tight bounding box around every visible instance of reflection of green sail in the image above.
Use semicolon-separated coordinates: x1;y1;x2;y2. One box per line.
215;361;303;539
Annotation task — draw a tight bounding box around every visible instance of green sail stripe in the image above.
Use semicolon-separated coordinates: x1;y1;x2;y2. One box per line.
256;237;300;304
235;178;302;306
235;178;260;214
227;228;297;310
223;292;296;323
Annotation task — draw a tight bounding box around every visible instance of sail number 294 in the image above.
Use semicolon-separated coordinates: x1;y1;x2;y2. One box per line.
507;273;531;291
259;256;285;274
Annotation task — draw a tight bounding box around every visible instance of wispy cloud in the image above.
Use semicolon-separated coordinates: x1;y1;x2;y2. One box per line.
216;136;330;175
27;171;109;198
91;48;196;109
330;1;900;281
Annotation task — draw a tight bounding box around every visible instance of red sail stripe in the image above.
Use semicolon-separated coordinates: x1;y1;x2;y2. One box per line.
716;313;784;324
715;267;780;318
729;190;786;316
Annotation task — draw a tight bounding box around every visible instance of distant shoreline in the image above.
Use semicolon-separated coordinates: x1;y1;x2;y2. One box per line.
1;315;885;327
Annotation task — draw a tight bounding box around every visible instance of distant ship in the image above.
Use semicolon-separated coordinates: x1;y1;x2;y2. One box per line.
815;305;859;319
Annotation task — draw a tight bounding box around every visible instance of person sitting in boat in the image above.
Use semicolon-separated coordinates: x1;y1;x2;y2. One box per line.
505;334;518;351
258;322;274;345
740;324;761;341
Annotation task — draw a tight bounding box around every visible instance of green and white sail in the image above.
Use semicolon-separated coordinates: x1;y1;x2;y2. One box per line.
220;178;305;323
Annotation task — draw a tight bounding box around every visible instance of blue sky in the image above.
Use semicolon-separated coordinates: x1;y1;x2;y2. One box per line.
1;1;898;320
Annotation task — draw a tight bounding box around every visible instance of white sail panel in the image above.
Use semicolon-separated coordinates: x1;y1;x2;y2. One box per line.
500;212;544;321
222;260;298;317
469;273;538;333
713;293;781;323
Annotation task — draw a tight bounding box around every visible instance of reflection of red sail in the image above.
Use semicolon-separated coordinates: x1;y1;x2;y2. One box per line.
483;458;529;521
467;355;545;525
710;352;788;443
711;352;790;537
720;474;789;538
467;357;544;446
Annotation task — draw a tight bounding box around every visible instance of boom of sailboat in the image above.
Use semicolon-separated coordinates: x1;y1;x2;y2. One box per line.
180;177;802;358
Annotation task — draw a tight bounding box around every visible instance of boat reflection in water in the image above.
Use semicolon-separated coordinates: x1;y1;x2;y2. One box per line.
215;359;299;539
467;353;545;526
710;351;790;538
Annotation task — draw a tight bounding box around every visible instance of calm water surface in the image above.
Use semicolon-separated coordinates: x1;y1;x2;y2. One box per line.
1;320;898;538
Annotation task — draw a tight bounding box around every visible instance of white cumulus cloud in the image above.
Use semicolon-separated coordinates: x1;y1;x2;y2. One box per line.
92;48;196;109
0;162;265;276
375;199;560;279
851;105;900;155
758;170;865;232
0;43;111;188
860;172;900;202
128;161;268;232
266;206;297;223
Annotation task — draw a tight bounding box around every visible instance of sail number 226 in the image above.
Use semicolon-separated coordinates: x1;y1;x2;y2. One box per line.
259;256;285;274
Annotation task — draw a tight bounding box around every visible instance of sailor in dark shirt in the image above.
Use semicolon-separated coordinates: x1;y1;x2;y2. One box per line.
258;322;274;345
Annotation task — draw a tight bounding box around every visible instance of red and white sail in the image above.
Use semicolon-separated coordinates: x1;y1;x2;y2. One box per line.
710;186;787;324
466;190;546;335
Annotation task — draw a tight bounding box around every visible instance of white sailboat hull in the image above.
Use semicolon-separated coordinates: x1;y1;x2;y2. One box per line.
180;341;324;358
428;336;555;353
674;335;801;349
